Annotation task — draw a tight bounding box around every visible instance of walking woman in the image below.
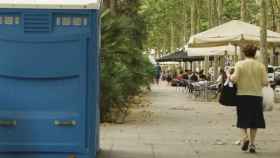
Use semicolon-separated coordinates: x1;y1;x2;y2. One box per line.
230;44;268;153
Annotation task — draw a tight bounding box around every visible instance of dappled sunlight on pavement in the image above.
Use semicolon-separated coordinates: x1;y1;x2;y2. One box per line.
98;82;280;158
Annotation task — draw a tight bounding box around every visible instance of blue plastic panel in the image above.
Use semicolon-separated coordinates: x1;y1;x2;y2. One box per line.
0;35;88;152
0;8;100;158
0;38;82;78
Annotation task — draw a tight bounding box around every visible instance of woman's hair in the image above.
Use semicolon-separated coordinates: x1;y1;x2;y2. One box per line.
242;44;258;58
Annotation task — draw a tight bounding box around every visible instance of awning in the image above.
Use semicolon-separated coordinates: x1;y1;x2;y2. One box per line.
186;45;240;57
156;50;206;62
188;20;280;48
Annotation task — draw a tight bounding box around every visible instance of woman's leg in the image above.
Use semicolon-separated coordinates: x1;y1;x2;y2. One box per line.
241;128;250;151
248;128;257;153
241;128;249;141
249;128;257;145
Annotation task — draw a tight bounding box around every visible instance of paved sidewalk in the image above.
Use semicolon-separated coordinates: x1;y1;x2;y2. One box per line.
98;83;280;158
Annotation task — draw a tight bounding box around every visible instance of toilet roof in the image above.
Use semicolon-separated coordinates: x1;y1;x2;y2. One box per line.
0;0;102;10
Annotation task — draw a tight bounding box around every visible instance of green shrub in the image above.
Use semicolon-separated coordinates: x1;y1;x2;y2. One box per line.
100;10;154;122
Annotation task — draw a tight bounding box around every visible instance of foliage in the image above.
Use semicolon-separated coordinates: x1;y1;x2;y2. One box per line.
140;0;190;53
140;0;279;54
223;0;259;23
100;8;155;122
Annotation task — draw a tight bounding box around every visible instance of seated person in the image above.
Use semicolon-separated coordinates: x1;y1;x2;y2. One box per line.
197;73;208;87
176;71;184;80
190;72;199;82
198;70;207;80
182;70;189;80
200;75;207;81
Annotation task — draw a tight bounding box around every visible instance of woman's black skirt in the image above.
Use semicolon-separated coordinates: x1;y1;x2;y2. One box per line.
236;95;266;129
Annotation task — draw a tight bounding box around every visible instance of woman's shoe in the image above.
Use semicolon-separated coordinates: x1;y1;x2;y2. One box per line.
249;144;256;153
241;140;250;151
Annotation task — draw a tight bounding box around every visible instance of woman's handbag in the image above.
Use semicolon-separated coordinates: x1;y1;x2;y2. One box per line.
219;80;237;106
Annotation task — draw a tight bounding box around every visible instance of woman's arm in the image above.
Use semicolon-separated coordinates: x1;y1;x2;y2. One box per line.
230;65;239;83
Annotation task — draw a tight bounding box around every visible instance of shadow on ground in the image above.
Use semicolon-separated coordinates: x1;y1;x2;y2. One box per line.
98;149;154;158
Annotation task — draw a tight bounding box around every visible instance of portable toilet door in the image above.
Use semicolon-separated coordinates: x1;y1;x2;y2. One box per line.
0;1;101;158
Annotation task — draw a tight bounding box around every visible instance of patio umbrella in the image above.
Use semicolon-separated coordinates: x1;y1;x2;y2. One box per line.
188;20;280;48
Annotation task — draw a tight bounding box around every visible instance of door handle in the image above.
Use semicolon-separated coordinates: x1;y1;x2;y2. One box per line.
54;120;77;127
0;120;16;127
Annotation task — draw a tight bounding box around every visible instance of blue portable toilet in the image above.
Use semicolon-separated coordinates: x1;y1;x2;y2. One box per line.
0;0;101;158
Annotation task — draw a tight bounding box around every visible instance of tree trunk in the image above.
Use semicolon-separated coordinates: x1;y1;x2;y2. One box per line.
208;0;218;27
183;0;187;43
273;0;280;65
103;0;110;8
240;0;247;22
239;0;247;60
191;0;198;35
208;0;213;28
207;0;216;78
217;0;224;25
274;0;280;31
204;56;210;76
204;0;210;74
269;0;278;66
196;0;201;33
170;21;175;53
260;0;269;67
217;0;225;71
191;0;199;72
239;0;248;60
212;0;219;26
110;0;116;15
103;0;116;15
270;0;277;31
208;0;219;79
